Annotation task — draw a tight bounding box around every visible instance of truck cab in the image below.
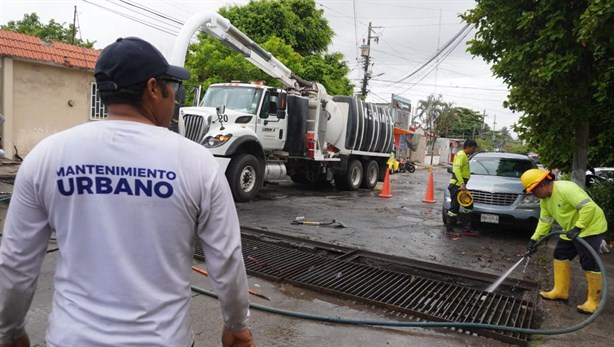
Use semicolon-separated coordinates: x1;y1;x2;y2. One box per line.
179;82;289;201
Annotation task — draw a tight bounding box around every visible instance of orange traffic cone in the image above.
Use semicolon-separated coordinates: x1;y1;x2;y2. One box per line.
422;167;436;203
379;169;392;198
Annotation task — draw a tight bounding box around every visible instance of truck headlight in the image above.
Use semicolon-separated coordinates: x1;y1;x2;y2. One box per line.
204;134;233;148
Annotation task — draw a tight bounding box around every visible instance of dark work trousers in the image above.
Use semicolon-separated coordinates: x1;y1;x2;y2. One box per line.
447;182;473;229
553;234;605;272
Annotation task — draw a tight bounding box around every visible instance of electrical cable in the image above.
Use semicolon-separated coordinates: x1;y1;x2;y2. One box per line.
117;0;184;26
191;232;607;335
389;24;471;86
81;0;179;36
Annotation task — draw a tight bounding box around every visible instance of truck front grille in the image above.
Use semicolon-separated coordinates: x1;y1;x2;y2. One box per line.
183;114;206;143
470;190;518;206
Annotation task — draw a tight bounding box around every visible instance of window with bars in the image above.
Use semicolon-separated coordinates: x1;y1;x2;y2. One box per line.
90;82;107;120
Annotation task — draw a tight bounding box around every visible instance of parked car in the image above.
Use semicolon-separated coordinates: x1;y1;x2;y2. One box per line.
442;152;541;230
586;167;614;186
594;167;614;179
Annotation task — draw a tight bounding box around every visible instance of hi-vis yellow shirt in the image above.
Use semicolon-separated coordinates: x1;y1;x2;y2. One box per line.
531;180;607;241
450;150;470;186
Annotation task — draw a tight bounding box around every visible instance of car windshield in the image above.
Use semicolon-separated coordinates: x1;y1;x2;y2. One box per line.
470;157;535;177
201;86;263;115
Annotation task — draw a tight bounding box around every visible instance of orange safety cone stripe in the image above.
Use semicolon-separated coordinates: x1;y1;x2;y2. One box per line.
422;170;436;203
379;169;392;198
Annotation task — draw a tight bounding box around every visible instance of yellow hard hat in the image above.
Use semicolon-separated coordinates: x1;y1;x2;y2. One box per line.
457;190;473;207
521;169;551;193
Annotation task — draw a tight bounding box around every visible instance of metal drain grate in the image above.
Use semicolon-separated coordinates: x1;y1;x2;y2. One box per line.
195;230;537;346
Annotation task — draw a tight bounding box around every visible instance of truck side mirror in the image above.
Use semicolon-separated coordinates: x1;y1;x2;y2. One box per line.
276;109;286;119
216;105;225;116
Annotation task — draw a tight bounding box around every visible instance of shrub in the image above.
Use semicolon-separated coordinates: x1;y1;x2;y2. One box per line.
587;179;614;241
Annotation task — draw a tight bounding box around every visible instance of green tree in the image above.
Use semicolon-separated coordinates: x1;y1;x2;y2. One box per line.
1;13;94;48
447;107;485;139
185;0;352;96
463;1;614;186
506;142;529;154
413;94;452;134
219;0;333;55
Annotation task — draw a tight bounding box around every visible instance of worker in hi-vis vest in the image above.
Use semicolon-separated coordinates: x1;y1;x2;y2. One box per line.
445;139;478;240
523;168;607;314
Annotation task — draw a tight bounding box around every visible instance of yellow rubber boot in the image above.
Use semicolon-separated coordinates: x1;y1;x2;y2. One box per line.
577;272;603;314
539;260;570;301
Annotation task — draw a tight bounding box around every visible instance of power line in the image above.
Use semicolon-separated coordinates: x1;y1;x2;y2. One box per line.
82;0;179;36
116;0;183;26
390;24;472;86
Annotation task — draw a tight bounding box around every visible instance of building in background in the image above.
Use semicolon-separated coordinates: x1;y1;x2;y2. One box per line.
0;30;100;159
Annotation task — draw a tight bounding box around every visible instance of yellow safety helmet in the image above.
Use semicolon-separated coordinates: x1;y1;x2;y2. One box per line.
457;190;473;207
521;169;551;193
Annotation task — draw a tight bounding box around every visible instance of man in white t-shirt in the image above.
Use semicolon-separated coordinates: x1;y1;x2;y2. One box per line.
0;37;254;347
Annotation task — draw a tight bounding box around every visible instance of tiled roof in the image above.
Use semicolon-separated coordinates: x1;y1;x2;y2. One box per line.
0;30;99;70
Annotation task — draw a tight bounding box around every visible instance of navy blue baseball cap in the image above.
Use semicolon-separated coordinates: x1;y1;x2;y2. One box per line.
95;37;190;91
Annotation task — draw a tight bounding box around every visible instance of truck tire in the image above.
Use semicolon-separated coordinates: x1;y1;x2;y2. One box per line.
335;159;363;191
361;160;379;189
226;153;262;202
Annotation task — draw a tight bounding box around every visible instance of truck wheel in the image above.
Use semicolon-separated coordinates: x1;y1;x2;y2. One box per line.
361;160;379;190
336;159;363;191
226;153;261;202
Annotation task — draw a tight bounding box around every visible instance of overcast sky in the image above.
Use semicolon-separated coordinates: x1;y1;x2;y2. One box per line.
0;0;519;135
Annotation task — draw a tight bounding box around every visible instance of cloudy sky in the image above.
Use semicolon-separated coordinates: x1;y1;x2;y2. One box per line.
0;0;519;134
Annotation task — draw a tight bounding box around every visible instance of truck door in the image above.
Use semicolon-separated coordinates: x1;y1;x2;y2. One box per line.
256;89;287;150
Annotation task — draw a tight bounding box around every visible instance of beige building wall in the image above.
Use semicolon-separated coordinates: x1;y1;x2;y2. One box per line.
7;59;95;157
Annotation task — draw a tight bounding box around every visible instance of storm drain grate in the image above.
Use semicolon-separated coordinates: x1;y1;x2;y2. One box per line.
195;232;536;346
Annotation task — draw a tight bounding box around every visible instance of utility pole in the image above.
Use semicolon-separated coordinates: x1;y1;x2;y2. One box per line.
492;114;497;142
360;22;379;99
71;6;77;44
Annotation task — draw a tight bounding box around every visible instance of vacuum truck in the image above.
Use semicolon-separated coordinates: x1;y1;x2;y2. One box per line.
170;12;395;202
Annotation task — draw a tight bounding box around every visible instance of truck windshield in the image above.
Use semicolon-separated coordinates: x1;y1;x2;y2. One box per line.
201;86;263;115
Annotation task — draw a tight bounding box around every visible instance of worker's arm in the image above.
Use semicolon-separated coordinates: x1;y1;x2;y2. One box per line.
569;193;596;232
531;201;553;241
452;154;465;185
0;156;52;345
196;167;250;333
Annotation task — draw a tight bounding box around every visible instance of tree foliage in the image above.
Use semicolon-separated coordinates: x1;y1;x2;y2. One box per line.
219;0;333;55
413;94;523;153
1;13;94;48
462;1;614;174
185;0;352;96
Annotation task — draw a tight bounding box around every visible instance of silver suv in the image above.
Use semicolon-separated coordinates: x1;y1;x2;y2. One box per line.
442;152;541;230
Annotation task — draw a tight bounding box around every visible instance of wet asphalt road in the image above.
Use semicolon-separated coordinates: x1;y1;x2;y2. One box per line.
2;164;612;346
238;165;536;276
